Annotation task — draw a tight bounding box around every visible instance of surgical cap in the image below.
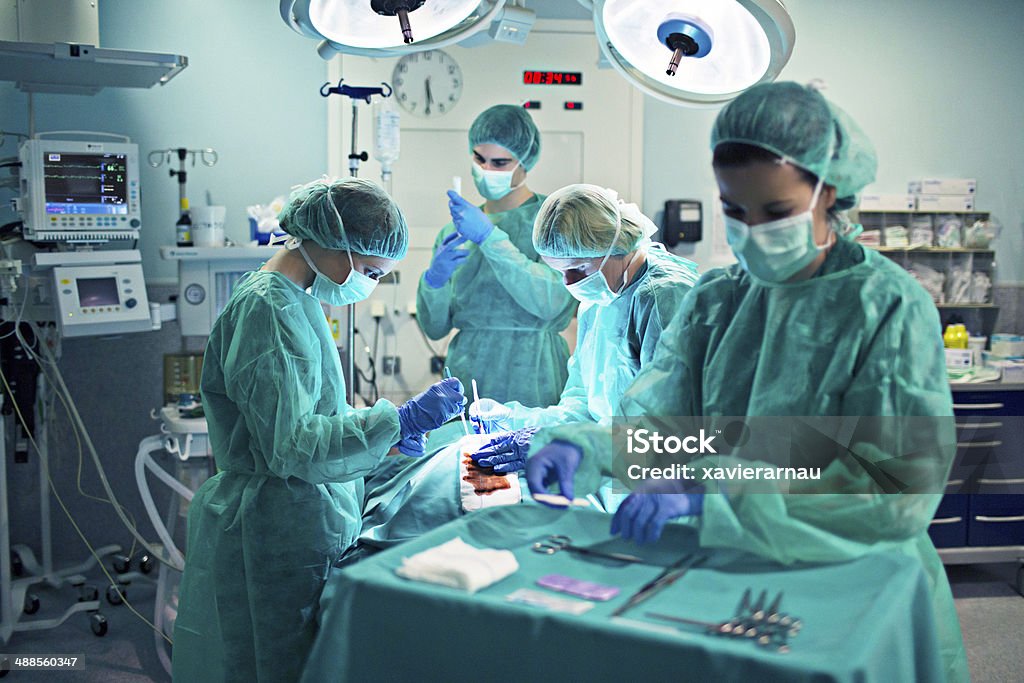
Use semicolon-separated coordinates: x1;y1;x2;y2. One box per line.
711;82;877;211
277;177;408;259
533;184;658;258
469;104;542;171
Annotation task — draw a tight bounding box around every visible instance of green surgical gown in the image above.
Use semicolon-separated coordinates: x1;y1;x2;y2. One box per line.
503;246;699;429
172;270;401;683
533;238;968;682
416;194;576;407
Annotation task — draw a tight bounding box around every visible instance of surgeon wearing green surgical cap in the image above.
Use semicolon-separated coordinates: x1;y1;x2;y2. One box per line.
416;104;577;407
526;82;968;682
463;184;700;511
172;177;466;683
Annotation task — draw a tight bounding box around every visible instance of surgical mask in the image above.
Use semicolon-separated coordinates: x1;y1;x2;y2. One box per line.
296;242;377;306
724;175;833;284
565;207;636;306
471;162;524;201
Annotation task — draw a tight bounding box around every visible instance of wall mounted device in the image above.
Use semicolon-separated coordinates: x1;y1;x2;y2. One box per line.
661;199;702;245
17;133;142;243
34;250;152;338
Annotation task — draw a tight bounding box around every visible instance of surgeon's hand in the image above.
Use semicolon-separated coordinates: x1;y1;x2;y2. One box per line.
398;377;467;438
526;440;583;504
468;397;512;434
447;191;494;244
611;481;704;545
471;427;538;473
395;433;427;457
423;231;470;289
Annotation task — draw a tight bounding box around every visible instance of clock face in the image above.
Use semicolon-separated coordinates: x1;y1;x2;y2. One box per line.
392;50;463;118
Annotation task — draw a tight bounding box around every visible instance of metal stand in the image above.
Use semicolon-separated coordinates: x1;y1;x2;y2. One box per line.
1;384;116;645
319;79;393;406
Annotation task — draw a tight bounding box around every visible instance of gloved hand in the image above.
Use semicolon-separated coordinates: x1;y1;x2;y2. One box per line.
395;433;426;457
610;481;704;545
397;378;466;439
423;231;470;289
525;440;583;504
471;427;538;473
468;397;513;434
447;190;495;244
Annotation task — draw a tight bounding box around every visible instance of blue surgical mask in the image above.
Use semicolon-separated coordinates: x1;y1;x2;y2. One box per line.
471;162;524;201
297;242;377;306
724;175;833;284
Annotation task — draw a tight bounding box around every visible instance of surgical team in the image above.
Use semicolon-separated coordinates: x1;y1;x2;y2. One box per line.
172;82;968;682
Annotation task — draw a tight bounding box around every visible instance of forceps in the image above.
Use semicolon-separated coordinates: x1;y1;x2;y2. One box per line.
532;535;645;564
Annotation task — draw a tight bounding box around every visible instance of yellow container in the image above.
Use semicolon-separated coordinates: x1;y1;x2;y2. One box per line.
163;354;204;405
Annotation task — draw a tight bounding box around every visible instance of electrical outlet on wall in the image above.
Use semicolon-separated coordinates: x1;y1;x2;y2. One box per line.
382;356;401;375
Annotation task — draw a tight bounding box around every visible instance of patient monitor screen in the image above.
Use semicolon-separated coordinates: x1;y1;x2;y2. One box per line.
43;152;130;215
76;277;120;307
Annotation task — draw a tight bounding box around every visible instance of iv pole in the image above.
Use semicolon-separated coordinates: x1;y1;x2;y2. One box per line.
319;80;393;404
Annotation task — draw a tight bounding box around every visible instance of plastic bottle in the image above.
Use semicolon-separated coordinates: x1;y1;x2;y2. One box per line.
943;324;958;349
954;324;969;350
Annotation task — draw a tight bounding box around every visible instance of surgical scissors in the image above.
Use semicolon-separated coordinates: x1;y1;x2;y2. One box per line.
532;535;645;564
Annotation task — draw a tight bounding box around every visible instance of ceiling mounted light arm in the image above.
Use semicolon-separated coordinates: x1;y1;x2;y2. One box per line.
593;0;795;109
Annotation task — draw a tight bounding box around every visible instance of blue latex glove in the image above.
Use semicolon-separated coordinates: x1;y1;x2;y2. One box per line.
397;378;466;438
423;231;470;289
610;482;705;545
471;427;538;473
525;440;583;504
468;397;513;434
447;190;495;244
395;433;426;457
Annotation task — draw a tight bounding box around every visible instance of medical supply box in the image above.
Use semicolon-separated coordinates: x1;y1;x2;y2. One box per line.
915;194;975;212
859;194;917;211
908;178;977;195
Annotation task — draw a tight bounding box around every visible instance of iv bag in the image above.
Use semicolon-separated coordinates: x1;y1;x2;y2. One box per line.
373;98;401;170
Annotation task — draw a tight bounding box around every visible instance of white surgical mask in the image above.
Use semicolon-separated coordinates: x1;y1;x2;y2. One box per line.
471;162;524;201
296;242;377;306
565;206;637;306
724;175;832;284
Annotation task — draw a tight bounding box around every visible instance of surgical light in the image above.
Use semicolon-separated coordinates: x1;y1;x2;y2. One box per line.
281;0;507;58
592;0;795;107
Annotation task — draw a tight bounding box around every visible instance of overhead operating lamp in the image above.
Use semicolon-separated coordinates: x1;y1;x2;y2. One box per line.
591;0;795;107
281;0;509;58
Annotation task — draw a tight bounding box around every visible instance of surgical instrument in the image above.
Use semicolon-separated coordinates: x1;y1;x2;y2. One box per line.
471;379;483;433
532;535;646;564
645;588;802;653
444;366;470;436
610;553;706;617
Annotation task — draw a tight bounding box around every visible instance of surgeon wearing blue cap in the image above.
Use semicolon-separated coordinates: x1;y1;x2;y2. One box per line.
172;178;466;683
416;104;577;407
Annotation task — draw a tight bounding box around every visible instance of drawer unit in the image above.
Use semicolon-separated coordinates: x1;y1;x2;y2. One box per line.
929;494;968;548
967;495;1024;547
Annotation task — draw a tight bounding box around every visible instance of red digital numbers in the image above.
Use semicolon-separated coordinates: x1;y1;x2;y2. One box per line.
523;71;582;86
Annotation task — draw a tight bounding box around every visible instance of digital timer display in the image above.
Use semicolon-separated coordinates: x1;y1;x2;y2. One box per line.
523;71;583;86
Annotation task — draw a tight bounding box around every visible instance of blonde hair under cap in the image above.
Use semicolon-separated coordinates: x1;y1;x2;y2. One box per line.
533;184;658;259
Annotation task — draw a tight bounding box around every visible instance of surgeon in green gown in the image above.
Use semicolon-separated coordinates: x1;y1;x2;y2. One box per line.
464;184;700;510
526;83;968;682
172;178;466;683
416;104;577;407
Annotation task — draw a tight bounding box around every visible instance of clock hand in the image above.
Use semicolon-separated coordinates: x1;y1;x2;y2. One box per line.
425;77;434;115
